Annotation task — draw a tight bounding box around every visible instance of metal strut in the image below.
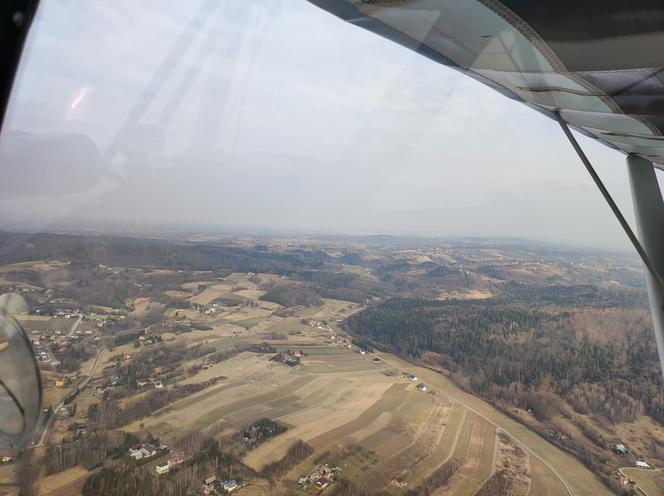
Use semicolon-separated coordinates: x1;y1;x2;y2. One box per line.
555;112;664;293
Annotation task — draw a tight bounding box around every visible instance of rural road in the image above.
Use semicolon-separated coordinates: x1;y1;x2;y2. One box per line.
618;468;653;496
67;315;82;338
53;314;82;345
33;346;105;447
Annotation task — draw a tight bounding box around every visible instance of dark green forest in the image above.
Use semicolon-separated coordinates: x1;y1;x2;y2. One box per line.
346;290;664;425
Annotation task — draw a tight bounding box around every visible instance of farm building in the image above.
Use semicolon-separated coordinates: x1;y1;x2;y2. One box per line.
613;443;627;454
392;476;407;487
168;454;188;467
128;443;157;460
223;480;238;492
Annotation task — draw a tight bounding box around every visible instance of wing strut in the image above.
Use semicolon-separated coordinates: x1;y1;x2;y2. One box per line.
557;113;664;378
627;155;664;379
555;113;664;292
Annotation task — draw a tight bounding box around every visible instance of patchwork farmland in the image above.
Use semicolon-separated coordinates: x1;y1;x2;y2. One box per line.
0;251;617;496
110;274;592;495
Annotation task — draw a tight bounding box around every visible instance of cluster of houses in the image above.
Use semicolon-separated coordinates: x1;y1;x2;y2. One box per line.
203;301;223;315
26;310;100;369
94;374;127;396
136;378;165;389
296;464;341;491
192;297;234;317
328;333;354;349
202;475;239;494
129;443;157;460
72;422;88;437
33;326;78;367
128;442;167;461
129;443;194;476
615;471;638;487
240;418;286;448
138;333;162;346
37;349;61;368
56;404;76;419
301;319;330;331
403;372;428;393
270;350;301;367
391;475;407;487
611;443;653;470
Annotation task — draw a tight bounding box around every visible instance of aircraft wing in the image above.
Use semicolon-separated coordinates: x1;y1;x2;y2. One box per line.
307;0;664;169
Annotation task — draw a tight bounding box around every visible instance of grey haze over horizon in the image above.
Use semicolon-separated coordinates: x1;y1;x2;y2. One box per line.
1;0;663;251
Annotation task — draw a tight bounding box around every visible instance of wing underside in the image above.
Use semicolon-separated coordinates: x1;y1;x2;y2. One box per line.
308;0;664;169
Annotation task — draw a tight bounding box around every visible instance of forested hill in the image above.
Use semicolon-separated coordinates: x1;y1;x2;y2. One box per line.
345;289;664;480
0;231;329;273
346;292;660;422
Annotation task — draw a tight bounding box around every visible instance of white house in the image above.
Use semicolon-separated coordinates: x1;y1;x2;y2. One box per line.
129;444;157;460
223;480;238;492
636;460;651;469
613;443;627;454
156;463;170;475
129;447;144;460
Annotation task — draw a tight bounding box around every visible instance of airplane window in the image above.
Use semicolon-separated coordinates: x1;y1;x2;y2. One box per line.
1;1;663;495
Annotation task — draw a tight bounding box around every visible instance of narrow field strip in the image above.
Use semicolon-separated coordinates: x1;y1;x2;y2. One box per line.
408;401;465;486
307;383;408;450
164;375;314;441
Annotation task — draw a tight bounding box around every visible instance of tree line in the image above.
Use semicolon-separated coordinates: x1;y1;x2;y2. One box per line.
346;297;662;424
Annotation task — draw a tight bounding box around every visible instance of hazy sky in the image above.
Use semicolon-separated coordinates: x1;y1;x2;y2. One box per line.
1;0;662;250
